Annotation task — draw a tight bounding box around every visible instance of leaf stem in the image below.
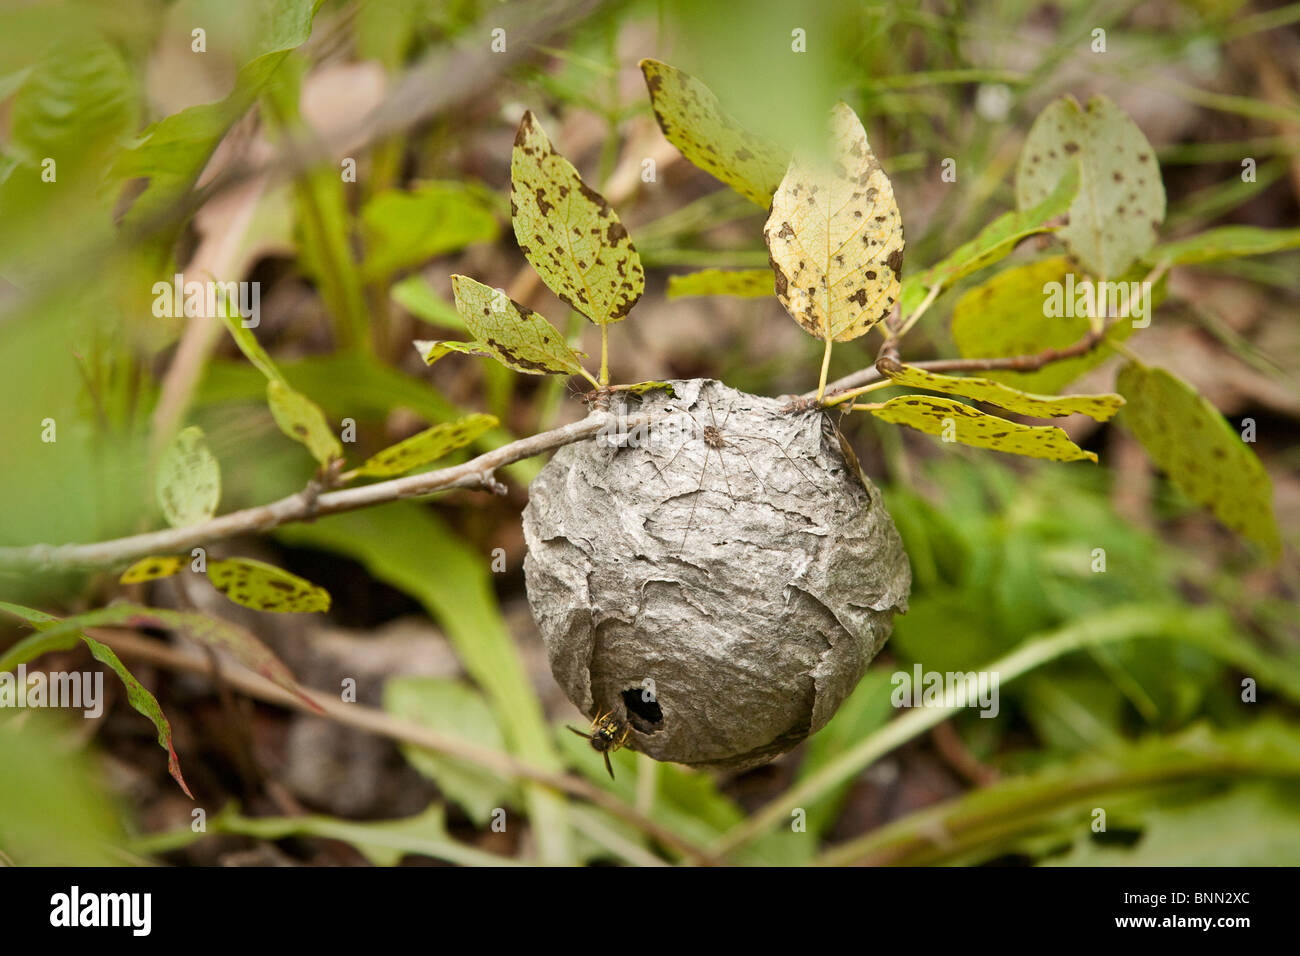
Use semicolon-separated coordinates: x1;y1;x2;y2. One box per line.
820;378;896;407
599;324;610;386
894;282;942;339
816;338;834;403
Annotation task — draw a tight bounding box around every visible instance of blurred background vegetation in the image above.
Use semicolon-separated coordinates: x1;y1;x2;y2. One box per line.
0;0;1298;866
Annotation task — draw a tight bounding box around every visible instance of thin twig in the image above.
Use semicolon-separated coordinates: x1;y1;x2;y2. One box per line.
97;629;718;866
0;410;648;572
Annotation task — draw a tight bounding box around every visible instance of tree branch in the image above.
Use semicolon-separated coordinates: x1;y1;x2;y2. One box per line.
0;410;642;573
810;318;1120;403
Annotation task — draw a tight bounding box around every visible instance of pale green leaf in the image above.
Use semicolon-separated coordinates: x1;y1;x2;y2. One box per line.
882;364;1124;421
155;425;221;528
899;169;1077;315
510;110;644;325
220;312;286;385
869;395;1098;462
666;268;774;300
1017;94;1165;278
638;58;787;207
266;379;343;465
433;274;587;377
1149;225;1300;266
207;557;331;613
765;102;904;342
1117;363;1280;559
383;677;516;826
355;413;498;478
950;257;1141;394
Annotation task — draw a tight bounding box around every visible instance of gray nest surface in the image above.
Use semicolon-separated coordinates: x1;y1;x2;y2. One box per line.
522;379;911;772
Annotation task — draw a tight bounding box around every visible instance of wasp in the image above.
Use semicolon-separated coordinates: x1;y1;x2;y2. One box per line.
567;710;631;780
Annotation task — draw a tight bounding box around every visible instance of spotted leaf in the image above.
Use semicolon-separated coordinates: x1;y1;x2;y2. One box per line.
207;557;331;613
764;102;904;343
510;111;643;325
421;275;586;377
120;555;185;583
639;58;787;208
1017;94;1165;279
869;395;1097;462
355;413;498;478
155;426;220;529
1117;363;1280;560
266;379;343;466
666;268;774;300
881;364;1124;421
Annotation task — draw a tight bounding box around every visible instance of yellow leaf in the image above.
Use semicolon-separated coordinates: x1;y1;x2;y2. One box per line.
869;395;1097;462
764;102;904;343
510;111;643;325
881;364;1124;421
120;555;184;584
639;59;787;208
207;557;331;613
355;413;498;478
266;380;343;466
666;268;774;300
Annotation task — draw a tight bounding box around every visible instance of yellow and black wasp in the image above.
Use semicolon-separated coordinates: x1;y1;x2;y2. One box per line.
567;710;631;780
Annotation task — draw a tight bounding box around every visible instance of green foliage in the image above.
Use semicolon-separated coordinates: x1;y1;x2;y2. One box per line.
666;268;774;300
869;396;1098;462
880;365;1124;421
360;181;499;281
354;413;498;478
1117;363;1280;559
207;557;331;613
155;426;221;528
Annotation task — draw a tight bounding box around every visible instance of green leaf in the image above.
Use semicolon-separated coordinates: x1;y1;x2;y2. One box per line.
0;601;190;797
1116;362;1280;559
1016;94;1165;278
220;312;287;386
206;557;331;613
383;677;516;826
899;169;1077;315
765;102;904;343
275;504;572;863
354;413;498;478
881;364;1124;421
616;381;676;396
82;634;191;798
666;268;774;300
868;395;1098;462
120;555;185;583
266;379;343;466
638;58;788;208
360;181;500;281
950;256;1140;394
155;426;221;528
1149;225;1300;266
510;110;644;325
422;274;587;377
391;275;467;330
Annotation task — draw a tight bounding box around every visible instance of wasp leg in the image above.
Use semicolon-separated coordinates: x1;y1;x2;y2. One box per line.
603;751;615;780
566;725;592;740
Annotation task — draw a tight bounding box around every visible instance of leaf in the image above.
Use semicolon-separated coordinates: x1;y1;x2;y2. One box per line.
206;557;331;613
1149;225;1300;266
638;58;787;208
950;257;1140;394
383;677;516;826
1116;363;1280;559
881;364;1124;421
617;381;676;396
120;555;185;584
155;426;221;528
764;102;905;343
899;169;1077;315
666;268;774;300
868;395;1098;462
0;601;190;797
81;634;191;797
426;274;586;377
391;275;466;330
1016;94;1165;278
360;181;500;281
266;379;343;466
354;413;498;478
510;110;644;325
220;311;286;385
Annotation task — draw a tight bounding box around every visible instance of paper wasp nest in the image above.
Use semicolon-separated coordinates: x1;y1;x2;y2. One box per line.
522;379;911;772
